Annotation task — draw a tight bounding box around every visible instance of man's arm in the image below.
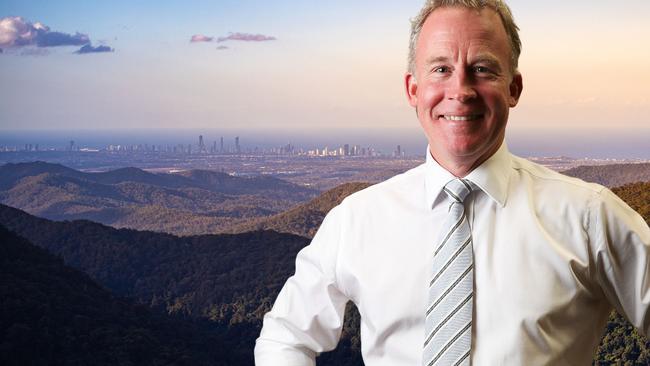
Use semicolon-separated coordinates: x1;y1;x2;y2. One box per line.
255;205;350;366
591;187;650;334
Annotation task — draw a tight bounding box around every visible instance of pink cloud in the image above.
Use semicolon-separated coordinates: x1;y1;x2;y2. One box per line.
0;16;40;48
0;16;90;48
217;32;276;43
190;34;213;43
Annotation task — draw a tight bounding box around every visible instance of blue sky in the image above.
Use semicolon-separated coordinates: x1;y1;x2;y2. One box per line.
0;0;649;157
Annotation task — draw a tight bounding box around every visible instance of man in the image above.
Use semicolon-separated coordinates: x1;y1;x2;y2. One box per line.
255;0;650;365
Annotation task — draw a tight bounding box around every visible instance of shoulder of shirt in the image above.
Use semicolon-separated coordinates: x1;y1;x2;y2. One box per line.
510;154;609;197
337;162;427;210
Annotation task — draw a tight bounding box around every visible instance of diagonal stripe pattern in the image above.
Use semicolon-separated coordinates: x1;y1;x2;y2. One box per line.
424;178;475;366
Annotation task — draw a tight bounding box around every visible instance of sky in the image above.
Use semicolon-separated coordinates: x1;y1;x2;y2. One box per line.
0;0;649;156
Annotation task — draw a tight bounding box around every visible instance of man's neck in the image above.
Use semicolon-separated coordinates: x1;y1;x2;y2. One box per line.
433;159;476;178
428;143;503;178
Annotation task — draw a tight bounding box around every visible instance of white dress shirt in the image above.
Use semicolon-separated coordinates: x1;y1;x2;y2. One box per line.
254;142;650;365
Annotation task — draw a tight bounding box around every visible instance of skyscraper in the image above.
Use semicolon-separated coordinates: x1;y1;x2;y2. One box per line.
198;135;206;153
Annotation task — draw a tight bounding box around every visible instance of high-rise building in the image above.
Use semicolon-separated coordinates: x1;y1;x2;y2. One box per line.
220;137;224;153
344;144;350;156
235;136;240;153
198;135;205;153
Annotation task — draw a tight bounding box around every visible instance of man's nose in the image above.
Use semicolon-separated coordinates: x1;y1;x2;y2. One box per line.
446;72;477;102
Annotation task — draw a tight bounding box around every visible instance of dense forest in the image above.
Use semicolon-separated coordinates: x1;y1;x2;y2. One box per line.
1;179;649;364
0;204;362;365
0;225;240;366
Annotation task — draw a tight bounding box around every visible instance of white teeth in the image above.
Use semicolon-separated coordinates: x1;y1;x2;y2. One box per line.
443;115;481;121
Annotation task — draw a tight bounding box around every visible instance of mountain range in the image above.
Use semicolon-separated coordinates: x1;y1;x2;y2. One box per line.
2;180;650;364
0;162;318;236
3;160;650;239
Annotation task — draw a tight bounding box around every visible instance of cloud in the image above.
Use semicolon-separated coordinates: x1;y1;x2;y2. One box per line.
190;34;213;43
216;32;276;43
36;30;88;47
0;16;110;54
0;17;38;47
74;44;113;54
216;45;228;50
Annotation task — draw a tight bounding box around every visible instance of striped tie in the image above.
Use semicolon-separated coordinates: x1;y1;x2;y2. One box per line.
423;178;475;366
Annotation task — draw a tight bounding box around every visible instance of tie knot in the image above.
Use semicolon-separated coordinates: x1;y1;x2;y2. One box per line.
443;178;474;203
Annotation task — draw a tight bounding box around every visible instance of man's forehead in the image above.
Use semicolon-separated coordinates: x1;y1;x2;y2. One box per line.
416;7;511;65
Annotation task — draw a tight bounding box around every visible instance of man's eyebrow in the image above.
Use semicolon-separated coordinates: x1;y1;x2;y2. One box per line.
471;56;503;69
425;56;451;65
424;55;504;68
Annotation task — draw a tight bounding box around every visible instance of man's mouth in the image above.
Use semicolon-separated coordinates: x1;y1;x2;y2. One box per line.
441;114;483;121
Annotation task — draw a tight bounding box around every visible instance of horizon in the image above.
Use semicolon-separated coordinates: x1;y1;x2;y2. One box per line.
1;127;649;159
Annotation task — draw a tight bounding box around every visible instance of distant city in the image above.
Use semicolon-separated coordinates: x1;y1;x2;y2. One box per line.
0;134;408;158
1;132;648;191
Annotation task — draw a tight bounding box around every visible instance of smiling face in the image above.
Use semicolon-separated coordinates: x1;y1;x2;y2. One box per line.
405;6;522;177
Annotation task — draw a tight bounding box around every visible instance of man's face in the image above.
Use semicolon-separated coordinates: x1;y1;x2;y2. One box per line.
405;7;522;174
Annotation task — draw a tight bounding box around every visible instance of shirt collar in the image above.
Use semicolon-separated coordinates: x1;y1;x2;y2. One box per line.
424;142;512;209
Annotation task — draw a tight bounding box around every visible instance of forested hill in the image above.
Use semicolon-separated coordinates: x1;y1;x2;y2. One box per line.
0;224;237;366
0;203;309;323
562;162;650;188
0;203;362;365
228;182;372;238
0;161;318;236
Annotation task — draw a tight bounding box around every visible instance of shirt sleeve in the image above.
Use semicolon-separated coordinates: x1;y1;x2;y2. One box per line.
254;204;350;366
591;187;650;335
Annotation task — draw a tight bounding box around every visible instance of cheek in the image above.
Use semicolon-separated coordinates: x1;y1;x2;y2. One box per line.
418;84;443;111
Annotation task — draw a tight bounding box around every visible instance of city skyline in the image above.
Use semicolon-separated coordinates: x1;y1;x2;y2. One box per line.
0;132;406;158
0;1;648;145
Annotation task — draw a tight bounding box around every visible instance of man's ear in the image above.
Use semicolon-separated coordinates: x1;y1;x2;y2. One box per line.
405;72;418;108
509;72;523;107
